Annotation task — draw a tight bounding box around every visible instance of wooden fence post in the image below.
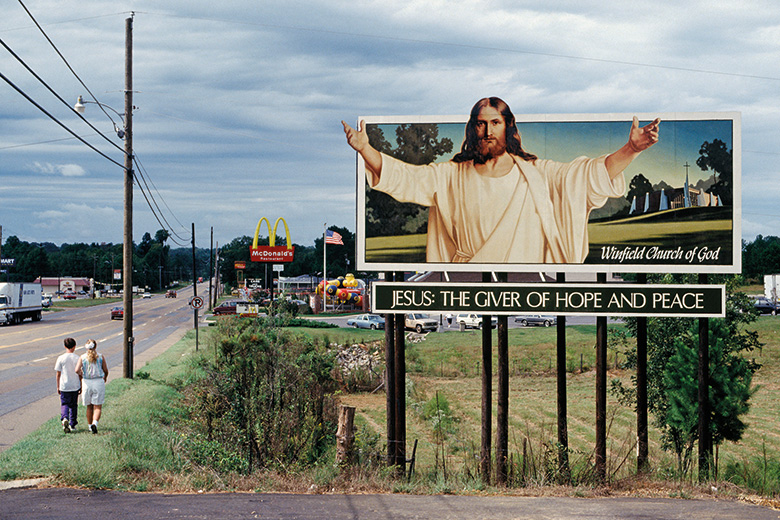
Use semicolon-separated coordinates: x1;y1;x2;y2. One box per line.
336;405;356;466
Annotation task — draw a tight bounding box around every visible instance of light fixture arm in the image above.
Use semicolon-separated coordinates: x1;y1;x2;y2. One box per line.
74;95;127;139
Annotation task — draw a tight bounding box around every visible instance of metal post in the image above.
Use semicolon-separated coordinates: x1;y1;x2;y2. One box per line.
122;15;134;379
698;272;710;480
595;272;607;483
393;273;406;474
496;273;508;485
384;272;396;467
480;271;492;483
556;272;570;482
636;273;649;472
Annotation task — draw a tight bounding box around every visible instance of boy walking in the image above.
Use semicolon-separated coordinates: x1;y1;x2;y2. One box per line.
54;337;81;432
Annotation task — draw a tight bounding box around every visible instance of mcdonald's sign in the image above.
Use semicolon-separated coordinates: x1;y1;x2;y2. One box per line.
250;217;295;263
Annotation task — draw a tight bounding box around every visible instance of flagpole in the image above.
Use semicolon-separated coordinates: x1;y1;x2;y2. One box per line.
323;223;327;313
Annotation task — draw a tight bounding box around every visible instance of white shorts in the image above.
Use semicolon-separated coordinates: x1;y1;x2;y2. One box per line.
82;378;105;405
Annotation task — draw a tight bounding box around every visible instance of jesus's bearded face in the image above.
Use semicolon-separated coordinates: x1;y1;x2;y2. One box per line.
474;105;507;163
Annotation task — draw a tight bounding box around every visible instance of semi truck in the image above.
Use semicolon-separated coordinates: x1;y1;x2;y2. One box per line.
0;282;43;325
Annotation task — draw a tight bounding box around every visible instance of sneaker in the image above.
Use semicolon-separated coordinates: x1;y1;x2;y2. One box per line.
62;418;70;433
90;423;98;434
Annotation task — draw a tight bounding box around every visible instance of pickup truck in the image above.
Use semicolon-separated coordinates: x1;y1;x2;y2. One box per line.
455;313;497;330
405;313;438;333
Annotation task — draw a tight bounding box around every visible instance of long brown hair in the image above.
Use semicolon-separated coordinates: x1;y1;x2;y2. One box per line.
452;97;537;163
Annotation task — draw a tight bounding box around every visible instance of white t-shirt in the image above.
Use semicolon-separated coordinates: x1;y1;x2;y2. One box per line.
55;352;81;391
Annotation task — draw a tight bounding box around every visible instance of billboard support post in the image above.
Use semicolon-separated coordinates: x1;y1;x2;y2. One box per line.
698;273;711;480
595;273;608;484
496;272;509;485
637;273;649;473
480;272;492;484
556;272;571;483
384;271;396;468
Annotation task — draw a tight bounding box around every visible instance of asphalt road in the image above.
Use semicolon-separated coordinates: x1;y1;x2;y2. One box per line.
2;488;779;519
0;285;200;452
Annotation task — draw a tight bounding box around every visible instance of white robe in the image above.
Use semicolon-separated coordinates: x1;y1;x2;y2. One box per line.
370;153;625;264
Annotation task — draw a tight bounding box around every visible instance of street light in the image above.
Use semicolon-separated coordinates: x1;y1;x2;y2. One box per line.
74;15;135;379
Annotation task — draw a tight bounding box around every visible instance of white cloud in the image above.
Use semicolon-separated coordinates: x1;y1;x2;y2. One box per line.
30;162;87;177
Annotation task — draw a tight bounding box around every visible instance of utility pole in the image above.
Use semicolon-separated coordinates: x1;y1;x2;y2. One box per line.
209;227;214;311
122;15;134;379
192;223;198;351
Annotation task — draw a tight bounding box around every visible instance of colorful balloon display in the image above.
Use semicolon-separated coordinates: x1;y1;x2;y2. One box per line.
316;273;363;306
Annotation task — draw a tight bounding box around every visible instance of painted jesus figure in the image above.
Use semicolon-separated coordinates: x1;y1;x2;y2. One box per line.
343;97;660;264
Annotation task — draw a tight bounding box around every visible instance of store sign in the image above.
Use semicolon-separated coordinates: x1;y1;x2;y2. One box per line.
372;282;725;318
234;261;246;270
250;217;295;263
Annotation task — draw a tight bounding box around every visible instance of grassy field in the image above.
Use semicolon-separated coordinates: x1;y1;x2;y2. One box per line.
3;310;779;496
306;315;780;490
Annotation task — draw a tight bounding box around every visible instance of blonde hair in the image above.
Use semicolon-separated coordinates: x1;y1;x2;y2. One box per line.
86;339;98;363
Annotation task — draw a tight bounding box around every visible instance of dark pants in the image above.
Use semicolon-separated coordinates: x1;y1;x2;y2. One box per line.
60;390;79;427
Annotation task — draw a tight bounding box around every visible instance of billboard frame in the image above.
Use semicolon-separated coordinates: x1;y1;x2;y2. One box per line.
355;111;741;274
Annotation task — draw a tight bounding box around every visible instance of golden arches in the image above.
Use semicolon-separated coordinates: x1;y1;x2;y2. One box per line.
252;217;293;249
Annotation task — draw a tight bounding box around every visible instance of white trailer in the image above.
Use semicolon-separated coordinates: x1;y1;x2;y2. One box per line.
0;282;43;325
764;274;780;304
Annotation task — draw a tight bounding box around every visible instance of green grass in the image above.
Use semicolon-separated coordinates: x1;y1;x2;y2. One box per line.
0;330;198;489
5;312;780;497
52;297;124;309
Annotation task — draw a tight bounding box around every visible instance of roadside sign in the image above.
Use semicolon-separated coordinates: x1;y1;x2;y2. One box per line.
372;282;725;318
189;295;204;310
273;264;284;272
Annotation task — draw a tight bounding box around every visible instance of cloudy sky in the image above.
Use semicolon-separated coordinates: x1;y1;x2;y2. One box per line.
1;0;779;253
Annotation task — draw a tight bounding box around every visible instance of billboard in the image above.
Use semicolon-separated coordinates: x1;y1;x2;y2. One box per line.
353;107;740;274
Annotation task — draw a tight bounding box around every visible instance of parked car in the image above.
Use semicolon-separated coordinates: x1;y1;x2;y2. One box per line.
213;300;247;316
346;314;385;330
456;313;498;329
405;313;438;333
753;298;778;315
63;292;77;300
515;315;557;327
110;306;123;320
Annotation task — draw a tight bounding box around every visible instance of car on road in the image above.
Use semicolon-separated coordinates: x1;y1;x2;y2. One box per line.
753;298;778;315
515;315;557;327
405;313;438;333
41;296;52;308
142;292;152;299
165;290;177;298
213;300;248;316
456;313;498;330
346;314;385;330
110;306;123;320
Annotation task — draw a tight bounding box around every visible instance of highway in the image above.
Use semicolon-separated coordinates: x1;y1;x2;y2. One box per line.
0;285;201;452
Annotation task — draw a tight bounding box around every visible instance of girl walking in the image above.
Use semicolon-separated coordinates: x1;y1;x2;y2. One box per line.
76;339;108;434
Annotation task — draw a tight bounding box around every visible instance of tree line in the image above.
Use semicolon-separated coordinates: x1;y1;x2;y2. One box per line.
1;225;356;292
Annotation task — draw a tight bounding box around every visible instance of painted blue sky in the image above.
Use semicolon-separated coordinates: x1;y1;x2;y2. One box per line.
1;1;778;251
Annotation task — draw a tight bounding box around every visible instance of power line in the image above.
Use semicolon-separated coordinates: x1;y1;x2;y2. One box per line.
0;70;125;170
0;36;125;154
15;0;126;129
146;11;780;83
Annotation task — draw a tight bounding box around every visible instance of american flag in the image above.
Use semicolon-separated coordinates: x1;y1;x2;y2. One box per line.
325;229;343;245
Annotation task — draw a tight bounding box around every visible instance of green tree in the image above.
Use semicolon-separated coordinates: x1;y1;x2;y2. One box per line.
612;275;760;475
364;123;453;237
626;173;654;205
697;139;733;206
